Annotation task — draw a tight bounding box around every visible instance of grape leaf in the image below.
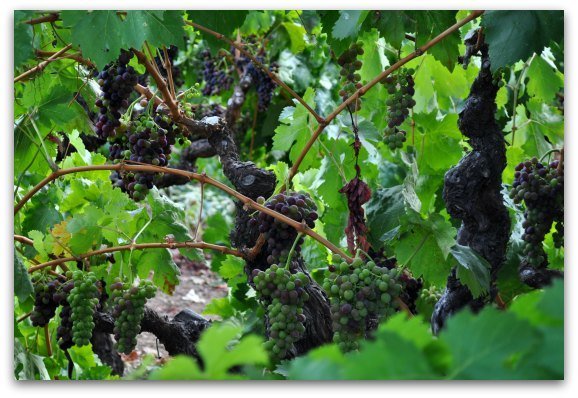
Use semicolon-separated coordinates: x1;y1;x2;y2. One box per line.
14;253;34;302
526;55;564;102
187;10;248;53
332;11;369;41
124;11;185;51
61;11;125;69
14;11;35;70
450;244;491;298
364;11;409;49
482;11;564;72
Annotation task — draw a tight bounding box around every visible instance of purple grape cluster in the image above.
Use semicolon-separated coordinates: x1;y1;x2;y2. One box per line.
30;274;62;327
110;113;177;201
337;42;364;111
201;50;233;96
510;157;564;266
95;50;139;139
249;191;318;266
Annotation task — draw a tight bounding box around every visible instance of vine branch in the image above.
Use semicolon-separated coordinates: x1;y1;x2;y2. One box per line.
15;44;73;83
14;163;352;262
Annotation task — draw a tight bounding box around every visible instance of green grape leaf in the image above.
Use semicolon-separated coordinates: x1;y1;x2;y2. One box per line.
526;55;564;102
450;244;491;298
14;11;35;70
123;11;185;51
289;345;345;380
365;11;410;49
442;307;541;379
273;88;318;170
197;322;269;379
281;22;307;53
394;212;456;285
365;185;407;248
14;253;34;302
332;11;369;41
135;249;180;294
61;11;125;69
187;11;248;53
482;11;564;71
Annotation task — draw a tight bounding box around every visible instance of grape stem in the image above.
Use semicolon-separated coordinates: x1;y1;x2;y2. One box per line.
284;232;304;270
14;163;352;263
14;44;72;83
26;240;244;273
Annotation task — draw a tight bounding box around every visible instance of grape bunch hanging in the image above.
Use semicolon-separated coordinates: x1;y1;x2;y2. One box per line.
510;157;564;267
337;42;364;111
110;278;157;354
252;265;310;362
30;273;62;327
235;48;278;112
322;256;402;352
381;68;416;150
94;50;139;140
249;191;318;266
110;113;179;201
68;271;101;347
201;49;234;96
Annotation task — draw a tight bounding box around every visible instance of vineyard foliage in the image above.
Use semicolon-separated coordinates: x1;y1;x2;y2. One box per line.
13;10;564;380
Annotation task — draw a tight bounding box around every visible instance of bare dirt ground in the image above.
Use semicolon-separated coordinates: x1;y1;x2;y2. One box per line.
120;252;228;373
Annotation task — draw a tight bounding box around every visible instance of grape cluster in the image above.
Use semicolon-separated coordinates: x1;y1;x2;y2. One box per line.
492;67;506;88
322;257;402;352
510;157;564;266
56;280;76;351
95;50;139;139
337;42;364;111
252;265;310;361
201;50;233;96
381;68;415;150
68;271;100;347
30;274;62;327
419;285;443;306
383;127;407;150
246;56;278;111
249;191;318;266
110;113;177;201
110;279;157;354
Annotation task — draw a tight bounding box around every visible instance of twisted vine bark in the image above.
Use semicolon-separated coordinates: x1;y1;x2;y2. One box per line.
432;42;510;334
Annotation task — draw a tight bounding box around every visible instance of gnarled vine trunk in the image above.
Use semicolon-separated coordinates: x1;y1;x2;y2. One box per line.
432;42;510;334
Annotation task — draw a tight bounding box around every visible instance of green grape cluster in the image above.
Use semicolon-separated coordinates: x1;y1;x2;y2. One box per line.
68;271;100;347
337;42;364;111
323;256;402;352
252;264;310;362
56;280;76;350
383;127;407;150
382;68;415;128
492;67;506;87
510;157;564;266
419;285;443;306
110;278;157;354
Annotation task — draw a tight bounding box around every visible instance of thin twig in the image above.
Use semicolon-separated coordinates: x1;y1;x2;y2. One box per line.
44;325;53;356
15;44;72;82
28;240;244;273
511;54;535;146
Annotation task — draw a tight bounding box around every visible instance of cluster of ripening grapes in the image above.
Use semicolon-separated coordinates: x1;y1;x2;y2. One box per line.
323;256;402;352
29;269;158;355
252;265;310;361
381;68;416;150
110;279;157;354
201;49;234;96
510;157;564;266
94;50;139;140
234;48;278;112
249;191;318;266
419;285;444;306
337;42;364;111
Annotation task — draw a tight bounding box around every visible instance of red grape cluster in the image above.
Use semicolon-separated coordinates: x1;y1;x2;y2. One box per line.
337;42;364;111
381;68;415;150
